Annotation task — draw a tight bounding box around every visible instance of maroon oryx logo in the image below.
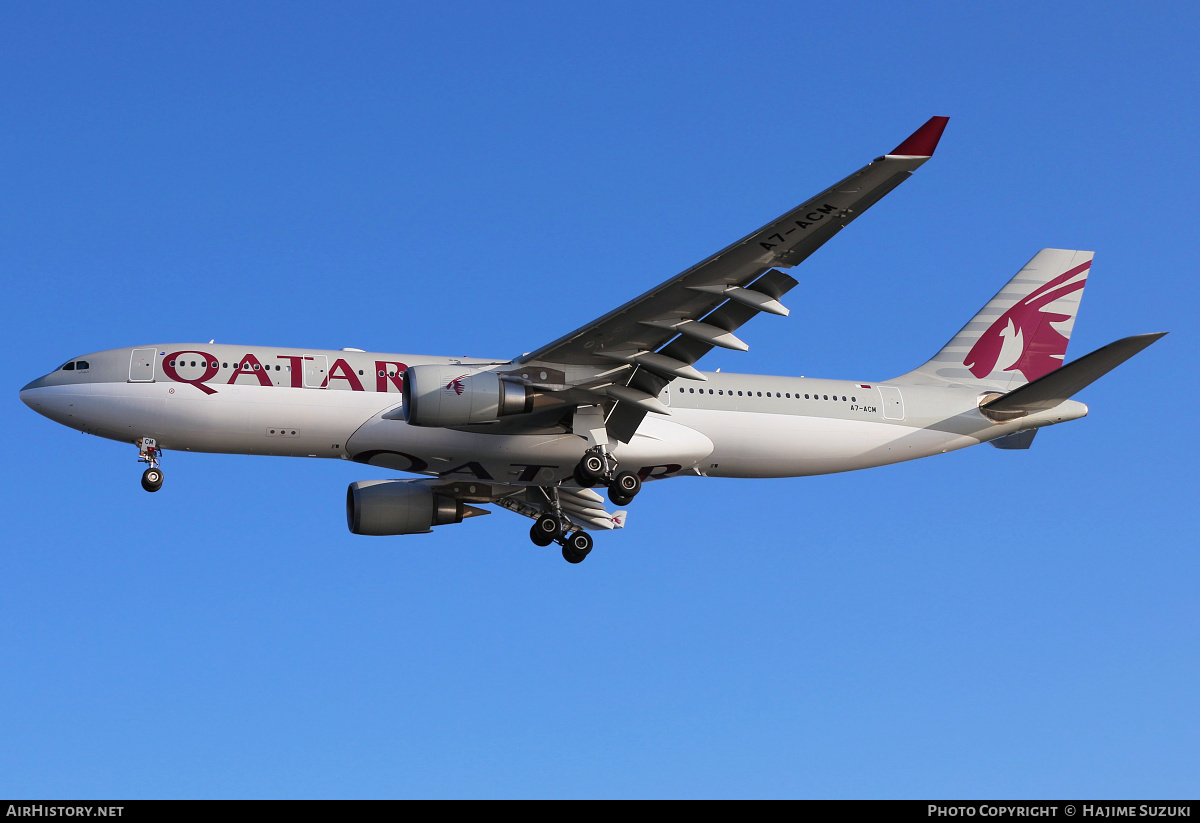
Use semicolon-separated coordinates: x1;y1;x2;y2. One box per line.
445;374;468;396
964;260;1090;382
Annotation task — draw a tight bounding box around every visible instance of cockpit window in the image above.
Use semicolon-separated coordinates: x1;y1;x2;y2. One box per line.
76;361;90;370
61;362;75;371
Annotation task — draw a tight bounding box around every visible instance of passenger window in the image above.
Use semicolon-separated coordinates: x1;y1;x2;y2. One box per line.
253;364;260;371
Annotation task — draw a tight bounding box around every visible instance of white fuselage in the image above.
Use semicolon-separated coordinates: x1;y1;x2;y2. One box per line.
20;343;1087;486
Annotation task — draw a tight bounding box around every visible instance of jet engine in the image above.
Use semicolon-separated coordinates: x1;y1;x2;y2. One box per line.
347;479;482;535
402;365;532;427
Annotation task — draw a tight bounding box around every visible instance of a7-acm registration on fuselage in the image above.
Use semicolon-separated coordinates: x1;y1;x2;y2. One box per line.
20;117;1165;563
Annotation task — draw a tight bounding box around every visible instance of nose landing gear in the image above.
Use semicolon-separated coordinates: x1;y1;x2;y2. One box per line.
137;437;163;492
141;467;163;492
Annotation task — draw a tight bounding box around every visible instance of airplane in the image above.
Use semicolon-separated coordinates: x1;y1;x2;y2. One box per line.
19;116;1166;563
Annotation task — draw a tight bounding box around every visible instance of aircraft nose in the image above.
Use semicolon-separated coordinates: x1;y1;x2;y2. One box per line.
22;375;49;393
20;375;53;410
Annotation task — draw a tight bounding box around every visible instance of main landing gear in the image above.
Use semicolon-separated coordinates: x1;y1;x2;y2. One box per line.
572;447;642;507
529;519;594;563
137;437;163;492
525;489;595;563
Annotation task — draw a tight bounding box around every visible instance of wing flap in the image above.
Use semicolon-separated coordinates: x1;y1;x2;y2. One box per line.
489;485;629;531
613;267;802;440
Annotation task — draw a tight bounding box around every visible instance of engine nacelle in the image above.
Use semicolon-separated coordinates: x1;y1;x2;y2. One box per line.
402;365;532;427
346;480;467;535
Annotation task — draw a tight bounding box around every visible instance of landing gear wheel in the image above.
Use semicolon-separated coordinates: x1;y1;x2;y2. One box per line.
581;453;607;480
566;530;593;557
609;471;640;506
562;544;586;564
141;467;163;493
611;470;641;498
573;464;596;488
533;514;563;542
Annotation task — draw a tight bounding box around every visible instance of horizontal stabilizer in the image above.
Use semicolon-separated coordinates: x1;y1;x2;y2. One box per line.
981;332;1166;419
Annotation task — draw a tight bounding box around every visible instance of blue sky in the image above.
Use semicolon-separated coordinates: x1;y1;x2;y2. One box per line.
2;1;1197;798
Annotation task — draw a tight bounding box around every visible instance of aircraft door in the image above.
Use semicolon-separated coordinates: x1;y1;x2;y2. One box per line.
879;386;905;420
304;355;328;388
129;348;157;382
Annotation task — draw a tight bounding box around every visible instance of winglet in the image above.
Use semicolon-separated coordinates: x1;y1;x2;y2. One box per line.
889;116;950;157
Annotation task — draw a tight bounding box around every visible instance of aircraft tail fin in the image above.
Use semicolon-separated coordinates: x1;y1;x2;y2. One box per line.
894;249;1093;392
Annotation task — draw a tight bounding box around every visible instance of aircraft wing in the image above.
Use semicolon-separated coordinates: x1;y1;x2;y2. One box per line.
515;117;949;442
